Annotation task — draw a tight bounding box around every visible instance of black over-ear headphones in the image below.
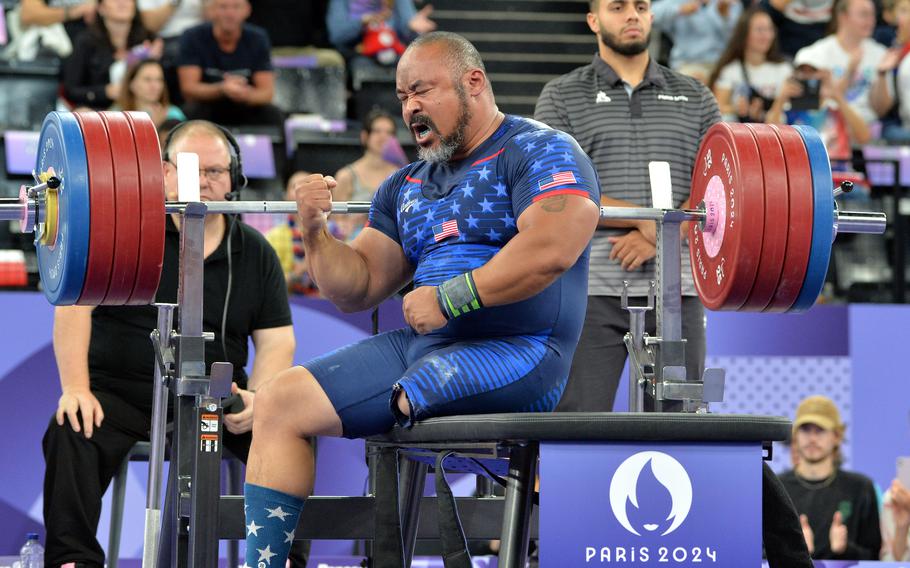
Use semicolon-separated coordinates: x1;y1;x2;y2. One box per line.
163;120;248;200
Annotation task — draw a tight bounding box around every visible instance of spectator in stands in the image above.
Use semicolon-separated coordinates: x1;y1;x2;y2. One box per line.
766;65;871;159
332;109;400;240
327;0;435;64
137;0;205;105
761;0;833;57
267;170;311;294
138;0;203;46
61;0;162;110
882;478;910;560
19;0;98;49
779;395;882;560
869;0;910;141
651;0;741;83
767;0;882;158
327;0;435;112
114;59;186;127
265;170;347;295
177;0;283;126
792;0;886;125
709;7;792;122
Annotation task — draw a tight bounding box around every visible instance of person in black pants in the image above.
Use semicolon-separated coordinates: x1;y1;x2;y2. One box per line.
41;120;297;568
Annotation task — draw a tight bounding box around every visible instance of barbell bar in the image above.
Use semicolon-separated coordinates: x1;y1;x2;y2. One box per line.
0;200;883;232
0;197;886;229
0;111;889;312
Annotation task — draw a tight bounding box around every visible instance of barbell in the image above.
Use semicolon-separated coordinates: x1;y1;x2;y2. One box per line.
0;112;887;311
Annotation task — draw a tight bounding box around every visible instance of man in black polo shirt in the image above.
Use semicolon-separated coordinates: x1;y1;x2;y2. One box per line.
177;0;284;126
41;121;296;568
535;0;717;415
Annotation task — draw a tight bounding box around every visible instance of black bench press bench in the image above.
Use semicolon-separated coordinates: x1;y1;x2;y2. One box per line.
220;413;790;567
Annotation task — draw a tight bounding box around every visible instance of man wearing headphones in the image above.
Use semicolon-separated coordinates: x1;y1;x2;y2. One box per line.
42;120;298;568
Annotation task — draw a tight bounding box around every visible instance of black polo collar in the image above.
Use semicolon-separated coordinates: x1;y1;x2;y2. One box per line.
591;53;667;90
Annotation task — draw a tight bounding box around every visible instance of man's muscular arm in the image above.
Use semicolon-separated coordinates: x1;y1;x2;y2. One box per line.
296;174;413;312
403;194;598;333
473;194;599;305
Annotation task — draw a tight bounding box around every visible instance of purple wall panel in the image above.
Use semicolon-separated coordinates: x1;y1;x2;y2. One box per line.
850;304;910;492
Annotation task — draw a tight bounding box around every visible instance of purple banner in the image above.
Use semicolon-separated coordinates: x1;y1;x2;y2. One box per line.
540;442;762;566
850;304;910;492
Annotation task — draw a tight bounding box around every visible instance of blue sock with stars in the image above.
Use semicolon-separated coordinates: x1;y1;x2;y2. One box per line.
244;483;305;568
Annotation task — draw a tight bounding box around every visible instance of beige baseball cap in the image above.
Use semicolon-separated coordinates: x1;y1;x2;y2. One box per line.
793;395;844;433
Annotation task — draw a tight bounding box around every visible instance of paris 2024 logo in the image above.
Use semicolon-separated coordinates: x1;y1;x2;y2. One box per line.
609;451;692;537
584;451;718;564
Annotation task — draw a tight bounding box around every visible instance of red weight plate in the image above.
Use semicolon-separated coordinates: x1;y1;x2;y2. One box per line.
99;112;141;305
124;111;165;305
764;125;814;312
73;112;116;305
740;124;789;311
688;122;765;310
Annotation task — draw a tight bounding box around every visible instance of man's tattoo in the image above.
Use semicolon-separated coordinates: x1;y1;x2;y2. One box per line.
541;195;567;212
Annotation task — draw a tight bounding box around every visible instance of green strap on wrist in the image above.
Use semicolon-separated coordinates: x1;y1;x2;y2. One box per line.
436;271;483;320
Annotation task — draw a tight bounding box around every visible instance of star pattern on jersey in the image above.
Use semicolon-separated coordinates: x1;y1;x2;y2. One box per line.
283;530;295;544
388;118;589;274
247;520;262;536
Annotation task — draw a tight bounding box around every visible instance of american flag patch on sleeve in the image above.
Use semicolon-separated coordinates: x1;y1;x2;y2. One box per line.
432;219;460;242
538;171;577;191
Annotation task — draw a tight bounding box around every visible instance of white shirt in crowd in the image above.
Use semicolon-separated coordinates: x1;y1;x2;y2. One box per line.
137;0;204;40
715;60;794;101
794;35;888;123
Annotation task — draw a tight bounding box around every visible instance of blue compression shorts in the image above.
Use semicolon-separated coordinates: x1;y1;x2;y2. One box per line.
306;328;569;438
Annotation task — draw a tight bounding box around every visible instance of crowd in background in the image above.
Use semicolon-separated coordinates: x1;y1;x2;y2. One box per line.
6;0;910;564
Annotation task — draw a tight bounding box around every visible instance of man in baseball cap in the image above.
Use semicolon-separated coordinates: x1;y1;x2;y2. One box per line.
793;395;845;435
779;395;881;560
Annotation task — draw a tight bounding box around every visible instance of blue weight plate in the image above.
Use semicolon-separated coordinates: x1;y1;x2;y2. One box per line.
791;125;834;312
36;112;91;305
